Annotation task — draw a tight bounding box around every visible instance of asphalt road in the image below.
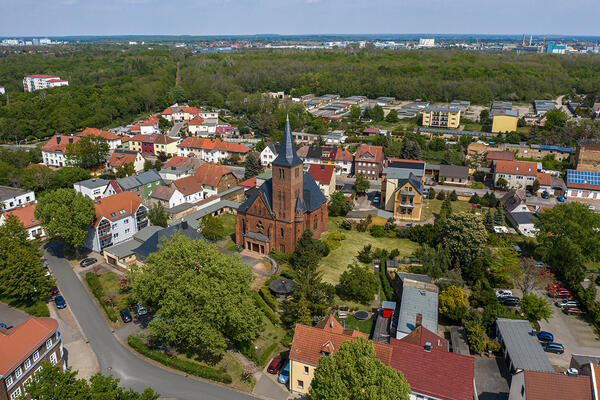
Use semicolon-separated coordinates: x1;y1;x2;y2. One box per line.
44;241;255;400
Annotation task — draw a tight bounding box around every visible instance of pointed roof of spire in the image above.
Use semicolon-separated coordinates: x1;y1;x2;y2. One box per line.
272;115;302;167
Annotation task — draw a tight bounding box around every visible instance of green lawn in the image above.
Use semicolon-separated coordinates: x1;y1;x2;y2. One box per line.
335;314;374;335
0;296;49;317
96;272;130;311
217;214;237;238
421;199;480;222
319;217;419;284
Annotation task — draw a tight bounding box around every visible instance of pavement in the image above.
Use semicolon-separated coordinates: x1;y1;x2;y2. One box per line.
474;356;510;400
169;121;185;138
44;240;256;400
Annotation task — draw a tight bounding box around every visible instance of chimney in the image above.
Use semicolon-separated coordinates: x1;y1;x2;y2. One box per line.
56;136;61;144
424;342;432;352
181;220;188;230
69;137;73;143
416;313;423;328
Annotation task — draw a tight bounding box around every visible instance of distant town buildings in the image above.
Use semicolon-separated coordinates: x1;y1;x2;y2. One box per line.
23;75;68;92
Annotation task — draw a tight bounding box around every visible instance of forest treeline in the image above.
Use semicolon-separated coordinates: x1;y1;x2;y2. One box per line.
1;46;600;142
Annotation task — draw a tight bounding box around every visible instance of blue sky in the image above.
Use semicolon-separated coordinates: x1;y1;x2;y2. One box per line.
1;0;599;37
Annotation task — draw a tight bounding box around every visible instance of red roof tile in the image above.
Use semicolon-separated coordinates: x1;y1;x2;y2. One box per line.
79;127;120;141
130;134;176;145
188;116;205;126
40;135;80;153
177;138;249;154
400;326;448;352
1;204;39;229
25;74;59;79
239;177;256;188
486;151;514;161
334;148;354;162
139;115;159;127
93;191;142;228
308;164;335;185
151;185;176;201
522;370;593;400
108;149;139;168
194;163;233;187
536;172;552;186
355;144;384;163
163;156;190;168
172;175;204;196
495;160;538;176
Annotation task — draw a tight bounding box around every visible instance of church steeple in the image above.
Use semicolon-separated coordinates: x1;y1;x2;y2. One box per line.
272;115;302;167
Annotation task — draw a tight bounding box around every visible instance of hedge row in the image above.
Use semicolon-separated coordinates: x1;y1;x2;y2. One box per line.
259;287;278;312
127;335;232;384
251;290;279;325
260;342;278;366
85;272;117;322
379;261;395;301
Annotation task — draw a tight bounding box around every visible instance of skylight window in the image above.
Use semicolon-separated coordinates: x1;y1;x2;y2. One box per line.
119;209;126;215
110;212;117;217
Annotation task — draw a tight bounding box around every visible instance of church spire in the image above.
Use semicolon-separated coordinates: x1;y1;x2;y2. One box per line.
272;114;302;167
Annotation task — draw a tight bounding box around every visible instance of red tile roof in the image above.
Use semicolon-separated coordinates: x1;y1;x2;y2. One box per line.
495;160;538;176
163;156;190;168
334;148;354;162
363;128;380;134
79;127;120;141
308;164;335;186
239;177;256;188
177;138;249;154
0;317;58;376
40;135;80;153
486;151;514;161
93;191;142;228
139;115;159;127
130;134;176;145
194;163;233;187
161;106;202;116
399;326;448;352
521;370;593;400
536;172;552;186
172;175;204;196
108;149;139;168
355;144;384;163
188;116;205;126
150;185;176;201
25;74;59;79
389;338;474;400
385;158;426;166
1;204;39;229
128;124;141;133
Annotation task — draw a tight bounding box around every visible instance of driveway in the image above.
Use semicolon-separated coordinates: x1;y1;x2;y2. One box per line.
475;356;509;400
44;241;255;400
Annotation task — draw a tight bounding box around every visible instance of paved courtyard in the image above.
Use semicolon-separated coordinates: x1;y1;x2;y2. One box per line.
475;356;509;400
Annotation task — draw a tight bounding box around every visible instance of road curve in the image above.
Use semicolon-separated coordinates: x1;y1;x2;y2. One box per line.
44;241;255;400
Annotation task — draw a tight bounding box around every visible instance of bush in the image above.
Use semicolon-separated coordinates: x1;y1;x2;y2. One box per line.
85;272;117;322
328;232;346;241
25;301;50;317
279;269;298;281
259;287;279;311
379;263;395;301
357;245;373;263
340;219;352;230
269;249;290;265
260;342;278;366
324;239;342;250
251;290;279;325
370;225;386;238
337;263;378;304
127;335;232;384
471;182;484;189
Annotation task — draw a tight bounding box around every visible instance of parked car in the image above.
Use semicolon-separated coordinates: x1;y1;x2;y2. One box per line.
267;356;286;374
541;191;549;199
554;290;572;298
557;196;565;202
536;331;554;342
136;303;148;316
80;258;97;268
50;286;59;296
120;309;132;323
278;362;290;384
563;307;586;316
555;299;580;308
589;205;596;211
500;296;521;306
54;295;67;309
542;342;565;354
495;290;513;298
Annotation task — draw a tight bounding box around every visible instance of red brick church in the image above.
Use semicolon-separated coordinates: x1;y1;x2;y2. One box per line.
236;117;328;254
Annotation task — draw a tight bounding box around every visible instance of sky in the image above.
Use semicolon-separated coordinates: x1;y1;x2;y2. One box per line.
1;0;599;37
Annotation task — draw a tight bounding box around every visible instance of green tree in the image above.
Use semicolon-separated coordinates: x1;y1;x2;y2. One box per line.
495;177;508;189
429;137;446;151
439;285;468;321
158;116;173;132
144;159;154;171
20;362;158;400
201;214;226;241
400;139;421;160
415;244;451;279
148;203;168;228
494;203;505;225
349;105;361;120
354;173;370;194
170;85;186;103
50;167;91;189
449;190;458;201
35;189;95;248
483;210;495;232
154;160;162;171
521;293;553;323
292;229;329;270
531;179;540;193
371;105;385;122
65;135;109;169
308;337;410;400
385;109;399;123
337;263;378;304
427;187;436;199
131;234;263;358
543;109;568;131
439;214;488;268
254;140;266;153
464;318;487;353
243;153;262;179
438;197;453;221
328;191;352;216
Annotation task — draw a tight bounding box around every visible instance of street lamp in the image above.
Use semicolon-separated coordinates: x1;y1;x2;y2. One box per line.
255;345;261;369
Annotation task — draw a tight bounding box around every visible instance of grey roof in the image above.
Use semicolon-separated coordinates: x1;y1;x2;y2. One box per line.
133;225;163;242
0;185;30;201
74;178;109;190
267;142;280;156
135;170;163;185
491;109;518;118
116;175;141;190
272;116;302;167
571;354;600;368
395;272;434;284
439;164;469;179
382;163;425;180
245;231;269;242
396;286;438;337
133;222;206;261
510;212;537;225
496;318;554;372
382;301;396;310
181;200;240;229
165;202;196;215
305;146;323;160
103;238;141;259
392;172;423;195
491;101;512;110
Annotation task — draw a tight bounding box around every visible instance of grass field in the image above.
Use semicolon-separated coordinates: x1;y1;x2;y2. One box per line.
421;199;479;221
319;217;419;284
217;213;237;238
335;314;374;335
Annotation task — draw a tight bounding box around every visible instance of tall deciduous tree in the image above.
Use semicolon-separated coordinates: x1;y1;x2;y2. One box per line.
200;214;226;241
439;285;468;321
337;263;378;304
400;139;421;160
35;189;95;248
131;234;263;358
521;293;553;323
439;214;488;268
148;203;168;228
308;337;410;400
354;173;370;194
65;135;110;168
328;191;352;216
385;109;399;123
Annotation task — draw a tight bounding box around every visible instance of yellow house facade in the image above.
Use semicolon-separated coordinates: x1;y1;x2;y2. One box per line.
491;110;519;133
381;169;424;221
422;107;461;129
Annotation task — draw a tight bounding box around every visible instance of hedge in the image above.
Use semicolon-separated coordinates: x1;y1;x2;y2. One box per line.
85;272;118;322
260;342;278;366
251;290;279;325
379;261;395;301
127;335;232;384
259;287;278;312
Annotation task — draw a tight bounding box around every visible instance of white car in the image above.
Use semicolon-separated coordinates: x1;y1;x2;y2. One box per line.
495;290;513;298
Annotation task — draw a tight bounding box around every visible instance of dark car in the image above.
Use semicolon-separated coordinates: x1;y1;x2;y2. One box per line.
267;356;285;374
50;286;59;296
54;295;66;309
543;342;565;354
500;296;521;306
563;307;586;316
541;191;549;199
80;258;97;268
120;309;132;323
557;196;565;202
536;331;554;342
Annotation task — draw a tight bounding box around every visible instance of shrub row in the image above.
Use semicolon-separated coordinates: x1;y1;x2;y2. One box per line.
379;261;395;301
85;272;117;322
127;335;232;384
260;342;278;366
251;290;279;325
259;287;278;312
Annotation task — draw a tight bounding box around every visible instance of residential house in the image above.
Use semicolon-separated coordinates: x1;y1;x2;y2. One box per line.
0;204;45;240
160;105;202;122
149;186;185;209
353;144;384;179
0;318;64;400
73;178;111;200
188;116;217;137
381;159;426;220
23;74;68;92
127;134;178;156
363;127;380;136
78;127;122;149
177;138;250;163
508;369;594;400
565;169;600;201
292;131;347;145
193;163;237;197
260;142;280;167
41;135;80;167
215;125;237;136
501;190;530;214
159;156;205;182
107;149;145;174
439;165;470;186
422;106;461;129
302;146;323;169
332;148;353;175
507;212;538;237
493;160;550;191
0;186;35;212
575;140;600;172
308;164;336;198
491;109;519;133
138;116;160;135
110;170;163;201
84;191;148;252
395;278;438;339
172;175;205;203
486;151;515;166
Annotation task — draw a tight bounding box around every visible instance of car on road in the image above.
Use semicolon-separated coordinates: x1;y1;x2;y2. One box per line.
278;362;290;384
541;191;549;199
557;196;565;202
136;303;148;316
120;309;132;323
542;342;565;354
495;290;513;298
267;356;286;374
555;299;580;308
589;205;596;211
536;331;554;342
50;286;59;296
373;196;380;204
563;307;586;316
80;258;97;268
54;295;67;309
500;296;520;306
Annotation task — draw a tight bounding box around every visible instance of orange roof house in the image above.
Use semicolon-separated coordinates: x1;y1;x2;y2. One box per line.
78;127;120;141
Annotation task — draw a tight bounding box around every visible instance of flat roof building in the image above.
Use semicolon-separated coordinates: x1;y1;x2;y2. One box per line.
496;318;554;373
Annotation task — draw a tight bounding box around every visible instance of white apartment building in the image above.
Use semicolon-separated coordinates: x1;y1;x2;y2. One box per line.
0;186;35;211
73;178;111;200
176;138;249;163
23;75;68;92
260;143;279;166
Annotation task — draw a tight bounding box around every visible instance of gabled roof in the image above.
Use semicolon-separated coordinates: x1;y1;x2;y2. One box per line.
439;164;469;179
0;186;31;201
133;222;206;260
177;137;250;153
161;106;202;116
306;146;323;159
266;142;280;155
334;148;354;162
400;326;448;352
172;175;204;196
25;74;60;79
1;204;40;229
79;127;120;141
93;191;143;227
486;150;514;161
272;116;303;167
355;144;384;162
188;116;205;126
139;115;159;126
520;370;593;400
108;149;139;168
130;134;176;145
41;135;80;153
135;170;162;185
0;318;58;376
308;164;335;186
150;185;177;201
239;177;256;188
194;163;233;187
501;189;527;213
495;160;538;176
392;172;423;195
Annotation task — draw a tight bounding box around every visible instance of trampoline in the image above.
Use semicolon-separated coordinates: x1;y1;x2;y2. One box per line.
354;310;369;320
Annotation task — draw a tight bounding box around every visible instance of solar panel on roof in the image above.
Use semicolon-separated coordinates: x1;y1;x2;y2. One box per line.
568;170;600;186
